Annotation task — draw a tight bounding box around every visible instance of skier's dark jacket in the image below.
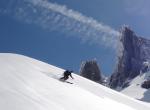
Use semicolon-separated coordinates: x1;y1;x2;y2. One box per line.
61;70;73;80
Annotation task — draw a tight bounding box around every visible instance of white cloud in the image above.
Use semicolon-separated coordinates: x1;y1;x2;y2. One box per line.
2;0;121;49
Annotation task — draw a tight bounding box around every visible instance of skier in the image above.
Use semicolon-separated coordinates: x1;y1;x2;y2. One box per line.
60;70;74;81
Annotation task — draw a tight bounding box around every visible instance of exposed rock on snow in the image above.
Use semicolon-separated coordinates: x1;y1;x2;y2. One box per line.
142;80;150;89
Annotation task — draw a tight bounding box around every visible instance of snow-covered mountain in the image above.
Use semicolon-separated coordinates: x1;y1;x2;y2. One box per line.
121;71;150;102
107;26;150;103
0;53;150;110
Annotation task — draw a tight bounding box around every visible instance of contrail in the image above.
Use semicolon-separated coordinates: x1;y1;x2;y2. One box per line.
1;0;121;48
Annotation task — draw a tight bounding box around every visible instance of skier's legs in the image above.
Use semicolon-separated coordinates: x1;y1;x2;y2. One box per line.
64;76;68;80
60;77;65;80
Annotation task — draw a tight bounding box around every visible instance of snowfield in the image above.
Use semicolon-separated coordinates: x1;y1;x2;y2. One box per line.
121;71;150;102
0;53;150;110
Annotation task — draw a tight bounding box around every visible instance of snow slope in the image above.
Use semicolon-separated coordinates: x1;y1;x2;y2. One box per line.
121;72;150;102
0;53;150;110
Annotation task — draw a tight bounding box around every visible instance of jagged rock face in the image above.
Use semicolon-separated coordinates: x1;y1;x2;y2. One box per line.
109;26;150;89
80;60;102;82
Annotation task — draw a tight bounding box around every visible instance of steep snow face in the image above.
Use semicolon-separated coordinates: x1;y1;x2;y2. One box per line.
121;71;150;102
0;53;150;110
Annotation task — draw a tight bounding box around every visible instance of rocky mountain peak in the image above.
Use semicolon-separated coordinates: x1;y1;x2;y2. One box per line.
109;26;150;89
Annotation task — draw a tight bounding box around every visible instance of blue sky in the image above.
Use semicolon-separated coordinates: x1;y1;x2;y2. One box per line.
0;0;150;76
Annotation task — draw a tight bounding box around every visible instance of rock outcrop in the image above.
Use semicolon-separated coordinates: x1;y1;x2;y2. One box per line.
80;59;102;82
142;80;150;89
